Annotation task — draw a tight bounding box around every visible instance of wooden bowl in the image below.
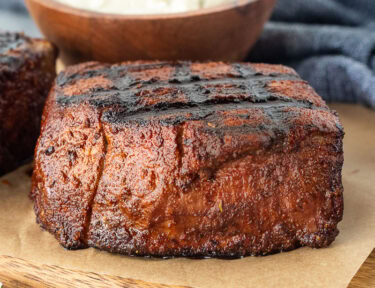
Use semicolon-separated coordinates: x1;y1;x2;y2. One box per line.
25;0;276;64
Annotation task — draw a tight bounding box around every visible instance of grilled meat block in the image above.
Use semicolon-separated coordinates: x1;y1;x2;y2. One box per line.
0;32;56;176
32;61;344;257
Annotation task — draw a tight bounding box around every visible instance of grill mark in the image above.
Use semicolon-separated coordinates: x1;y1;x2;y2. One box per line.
153;73;299;85
56;61;299;91
57;73;300;105
57;65;125;87
55;62;323;127
119;61;174;72
102;100;328;126
57;62;174;87
140;73;299;88
56;74;302;113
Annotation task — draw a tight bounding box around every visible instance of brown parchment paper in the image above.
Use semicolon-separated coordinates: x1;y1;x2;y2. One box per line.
0;103;374;288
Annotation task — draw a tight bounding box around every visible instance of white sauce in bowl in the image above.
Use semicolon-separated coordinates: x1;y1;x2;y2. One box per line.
54;0;239;15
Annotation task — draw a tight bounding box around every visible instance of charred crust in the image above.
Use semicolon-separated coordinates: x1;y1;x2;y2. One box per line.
55;61;330;130
32;61;344;258
0;31;56;176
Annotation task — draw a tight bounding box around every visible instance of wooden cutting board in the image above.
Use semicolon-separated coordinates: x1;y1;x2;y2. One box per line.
0;250;373;287
0;255;189;288
349;249;375;288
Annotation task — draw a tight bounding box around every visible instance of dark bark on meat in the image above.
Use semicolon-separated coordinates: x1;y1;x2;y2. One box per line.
0;32;56;175
31;61;344;257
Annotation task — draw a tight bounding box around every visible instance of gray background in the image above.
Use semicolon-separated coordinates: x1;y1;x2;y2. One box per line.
0;0;41;37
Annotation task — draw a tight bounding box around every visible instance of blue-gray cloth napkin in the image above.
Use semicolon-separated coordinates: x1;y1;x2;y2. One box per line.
248;0;375;108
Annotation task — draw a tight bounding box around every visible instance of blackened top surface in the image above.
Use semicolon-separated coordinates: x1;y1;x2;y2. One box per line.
54;61;341;132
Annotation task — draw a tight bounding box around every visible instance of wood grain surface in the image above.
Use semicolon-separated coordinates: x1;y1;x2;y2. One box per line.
0;251;373;287
0;255;190;288
348;249;375;288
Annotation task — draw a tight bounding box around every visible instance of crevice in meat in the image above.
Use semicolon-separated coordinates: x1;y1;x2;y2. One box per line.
81;110;108;245
176;123;185;172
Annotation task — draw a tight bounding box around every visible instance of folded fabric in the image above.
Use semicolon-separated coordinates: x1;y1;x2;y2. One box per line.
0;0;27;13
295;56;375;108
248;0;375;109
0;0;40;37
